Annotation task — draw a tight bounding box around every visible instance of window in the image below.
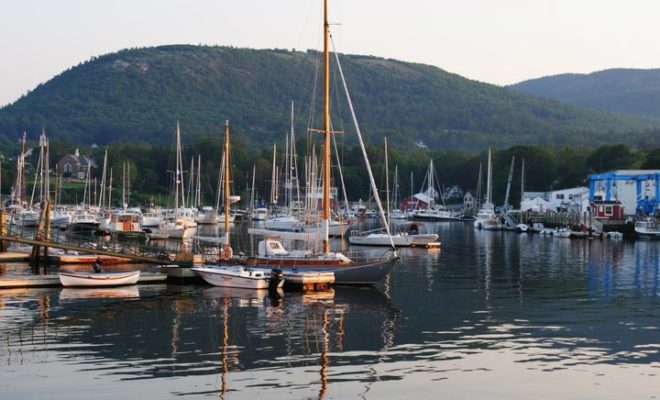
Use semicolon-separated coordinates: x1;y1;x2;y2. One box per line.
605;206;613;216
556;194;565;200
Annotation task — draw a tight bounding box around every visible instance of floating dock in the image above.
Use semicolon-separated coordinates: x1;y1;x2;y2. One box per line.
285;271;335;292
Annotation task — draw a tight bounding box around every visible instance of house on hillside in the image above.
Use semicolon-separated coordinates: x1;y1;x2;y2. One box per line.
57;149;96;179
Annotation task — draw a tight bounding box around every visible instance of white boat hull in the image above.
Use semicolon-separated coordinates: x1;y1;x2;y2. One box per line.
192;266;284;290
349;233;439;247
59;271;140;287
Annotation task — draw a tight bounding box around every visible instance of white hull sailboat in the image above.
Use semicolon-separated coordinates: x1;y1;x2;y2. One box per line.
349;230;438;247
245;0;397;285
191;121;287;290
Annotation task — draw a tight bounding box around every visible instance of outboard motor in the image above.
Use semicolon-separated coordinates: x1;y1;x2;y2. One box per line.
268;268;284;292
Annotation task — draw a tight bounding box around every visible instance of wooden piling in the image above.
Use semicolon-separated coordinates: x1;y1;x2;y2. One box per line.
0;209;7;252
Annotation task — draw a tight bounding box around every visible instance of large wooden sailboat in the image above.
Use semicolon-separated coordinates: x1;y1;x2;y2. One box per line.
244;0;397;285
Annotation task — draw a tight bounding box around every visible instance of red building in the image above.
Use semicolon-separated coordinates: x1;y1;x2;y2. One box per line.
590;200;625;219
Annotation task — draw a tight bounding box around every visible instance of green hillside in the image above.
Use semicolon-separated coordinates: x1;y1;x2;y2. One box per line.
509;68;660;120
1;45;659;151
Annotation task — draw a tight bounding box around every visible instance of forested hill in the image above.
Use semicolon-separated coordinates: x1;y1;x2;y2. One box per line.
1;45;658;151
509;68;660;120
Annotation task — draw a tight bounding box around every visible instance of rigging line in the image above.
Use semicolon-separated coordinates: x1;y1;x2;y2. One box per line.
330;35;397;253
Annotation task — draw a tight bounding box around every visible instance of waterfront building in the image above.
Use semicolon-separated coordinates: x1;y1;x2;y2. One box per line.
588;170;660;216
521;187;590;213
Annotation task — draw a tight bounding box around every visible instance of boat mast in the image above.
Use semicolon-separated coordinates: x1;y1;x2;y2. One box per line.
504;156;515;210
385;138;390;225
486;148;493;205
223;120;231;258
322;0;331;253
98;149;107;209
175;121;181;211
520;158;525;209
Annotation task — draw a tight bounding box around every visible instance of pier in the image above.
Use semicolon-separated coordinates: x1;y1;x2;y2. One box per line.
0;207;196;267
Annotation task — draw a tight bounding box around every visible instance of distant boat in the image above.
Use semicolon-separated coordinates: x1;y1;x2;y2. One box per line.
59;270;140;288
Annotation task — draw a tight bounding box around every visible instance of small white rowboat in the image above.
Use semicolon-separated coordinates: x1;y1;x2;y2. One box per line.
59;271;141;287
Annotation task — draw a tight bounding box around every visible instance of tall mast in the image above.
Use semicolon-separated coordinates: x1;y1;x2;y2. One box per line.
385;138;390;225
520;158;525;209
486;148;493;205
322;0;331;253
197;155;201;208
175;121;181;211
504;156;515;210
270;143;277;206
98;149;107;209
223;120;231;258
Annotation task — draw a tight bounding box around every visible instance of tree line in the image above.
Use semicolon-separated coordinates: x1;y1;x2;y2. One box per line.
1;136;658;209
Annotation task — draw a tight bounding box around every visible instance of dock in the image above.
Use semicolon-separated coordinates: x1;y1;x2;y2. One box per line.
0;272;167;289
285;271;335;291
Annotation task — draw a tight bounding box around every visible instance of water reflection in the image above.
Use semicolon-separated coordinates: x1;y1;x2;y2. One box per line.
1;223;660;398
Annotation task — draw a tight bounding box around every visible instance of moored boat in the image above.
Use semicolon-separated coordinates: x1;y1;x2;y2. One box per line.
58;270;140;287
191;266;284;290
635;219;660;238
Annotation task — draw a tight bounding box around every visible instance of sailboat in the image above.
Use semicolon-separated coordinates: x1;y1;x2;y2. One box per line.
192;121;285;290
245;0;398;285
474;148;498;229
158;121;197;239
410;159;460;221
349;138;439;247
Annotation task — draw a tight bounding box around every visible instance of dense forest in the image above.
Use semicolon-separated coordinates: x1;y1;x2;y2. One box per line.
509;68;660;120
1;45;660;152
1;135;658;209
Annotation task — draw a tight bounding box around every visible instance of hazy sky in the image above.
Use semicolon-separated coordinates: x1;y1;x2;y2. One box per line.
2;0;660;107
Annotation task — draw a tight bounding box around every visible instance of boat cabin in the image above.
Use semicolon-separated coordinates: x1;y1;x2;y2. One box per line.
258;239;290;257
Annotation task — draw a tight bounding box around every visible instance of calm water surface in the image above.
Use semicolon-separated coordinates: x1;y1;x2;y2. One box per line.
1;223;659;399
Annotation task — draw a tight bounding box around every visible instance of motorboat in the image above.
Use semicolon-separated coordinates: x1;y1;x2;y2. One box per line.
635;219;660;238
192;266;284;290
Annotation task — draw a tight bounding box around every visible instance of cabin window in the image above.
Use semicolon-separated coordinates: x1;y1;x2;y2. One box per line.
605;206;613;216
556;194;564;200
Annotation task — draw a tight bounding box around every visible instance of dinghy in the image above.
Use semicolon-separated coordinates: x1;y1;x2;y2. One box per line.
59;270;140;287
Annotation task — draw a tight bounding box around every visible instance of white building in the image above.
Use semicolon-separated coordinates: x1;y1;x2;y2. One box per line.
521;187;590;213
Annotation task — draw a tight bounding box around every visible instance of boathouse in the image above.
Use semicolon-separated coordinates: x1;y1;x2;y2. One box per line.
588;170;660;216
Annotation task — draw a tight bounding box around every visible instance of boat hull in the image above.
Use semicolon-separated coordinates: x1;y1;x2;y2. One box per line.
349;233;438;247
192;266;284;290
243;257;396;286
59;271;140;287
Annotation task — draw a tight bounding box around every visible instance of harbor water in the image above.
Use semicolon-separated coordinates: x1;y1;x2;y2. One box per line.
1;222;659;399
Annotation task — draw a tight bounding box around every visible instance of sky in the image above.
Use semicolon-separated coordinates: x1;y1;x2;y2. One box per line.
2;0;660;107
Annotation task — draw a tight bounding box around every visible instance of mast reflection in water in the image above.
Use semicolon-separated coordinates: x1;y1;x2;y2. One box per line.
1;223;660;399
